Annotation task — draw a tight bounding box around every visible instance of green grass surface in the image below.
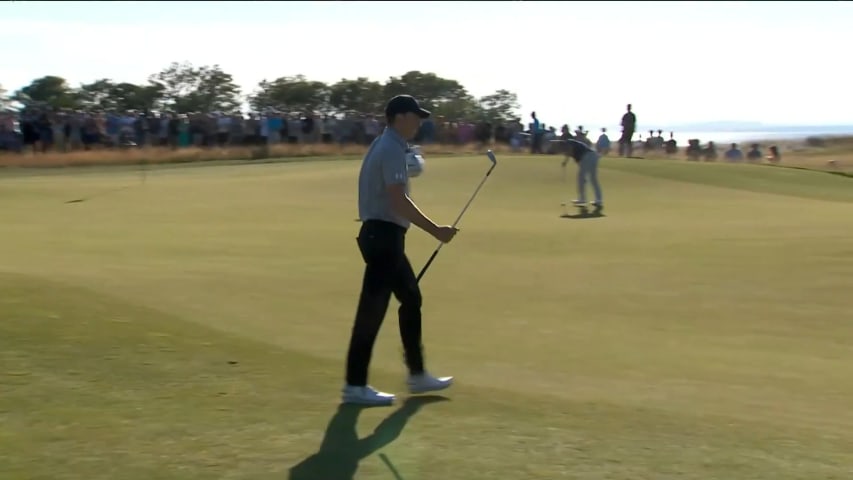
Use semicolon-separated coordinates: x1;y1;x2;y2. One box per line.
2;154;852;479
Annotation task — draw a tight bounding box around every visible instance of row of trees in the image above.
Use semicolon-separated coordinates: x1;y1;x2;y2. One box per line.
1;62;521;123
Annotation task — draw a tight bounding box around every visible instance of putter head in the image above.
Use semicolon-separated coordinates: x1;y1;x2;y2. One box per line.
486;150;497;165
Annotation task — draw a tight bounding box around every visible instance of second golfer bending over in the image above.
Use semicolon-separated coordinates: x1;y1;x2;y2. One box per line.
560;138;604;208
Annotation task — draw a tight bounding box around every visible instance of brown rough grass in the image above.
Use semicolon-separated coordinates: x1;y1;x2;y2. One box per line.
644;135;853;173
1;135;851;173
0;142;514;169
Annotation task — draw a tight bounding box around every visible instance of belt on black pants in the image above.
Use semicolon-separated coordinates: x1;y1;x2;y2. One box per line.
359;219;406;236
357;219;406;262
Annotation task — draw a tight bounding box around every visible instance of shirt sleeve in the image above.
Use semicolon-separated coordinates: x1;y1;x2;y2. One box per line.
378;143;408;186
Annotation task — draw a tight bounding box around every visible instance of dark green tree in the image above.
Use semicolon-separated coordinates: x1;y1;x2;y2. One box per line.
328;77;384;115
149;62;241;113
12;75;80;109
249;75;330;113
479;89;521;123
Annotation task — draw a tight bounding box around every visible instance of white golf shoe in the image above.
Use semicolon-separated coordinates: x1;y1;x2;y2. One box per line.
341;385;395;406
407;372;454;394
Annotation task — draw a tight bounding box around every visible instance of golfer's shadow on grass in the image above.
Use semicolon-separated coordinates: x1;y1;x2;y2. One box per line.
560;206;606;220
288;395;449;480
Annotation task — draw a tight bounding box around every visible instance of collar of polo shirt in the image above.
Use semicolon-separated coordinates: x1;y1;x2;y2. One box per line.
383;125;409;150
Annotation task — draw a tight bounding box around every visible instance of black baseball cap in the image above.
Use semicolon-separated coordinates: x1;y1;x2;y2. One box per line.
384;95;431;119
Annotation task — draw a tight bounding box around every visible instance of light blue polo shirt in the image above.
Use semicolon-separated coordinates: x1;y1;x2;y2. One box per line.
357;126;410;229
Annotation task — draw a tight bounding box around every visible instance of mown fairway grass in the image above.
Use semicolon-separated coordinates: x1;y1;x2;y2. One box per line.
2;153;852;479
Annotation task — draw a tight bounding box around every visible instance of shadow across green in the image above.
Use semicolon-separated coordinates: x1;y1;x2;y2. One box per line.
288;396;449;480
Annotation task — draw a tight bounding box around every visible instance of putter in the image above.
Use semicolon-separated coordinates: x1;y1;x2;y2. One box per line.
548;139;569;183
416;150;497;283
65;184;134;204
66;161;148;204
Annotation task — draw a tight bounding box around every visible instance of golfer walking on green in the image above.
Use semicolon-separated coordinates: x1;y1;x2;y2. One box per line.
343;94;458;406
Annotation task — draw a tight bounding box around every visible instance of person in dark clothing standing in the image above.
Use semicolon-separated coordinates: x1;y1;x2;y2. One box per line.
618;104;636;157
343;94;458;406
530;111;541;154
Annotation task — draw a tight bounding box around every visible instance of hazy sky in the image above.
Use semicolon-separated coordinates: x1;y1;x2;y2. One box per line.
1;1;850;128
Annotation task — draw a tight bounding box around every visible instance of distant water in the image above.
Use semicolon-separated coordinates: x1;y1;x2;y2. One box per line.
581;125;853;147
624;125;853;147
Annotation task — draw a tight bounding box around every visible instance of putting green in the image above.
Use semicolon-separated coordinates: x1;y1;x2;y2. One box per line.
2;154;852;479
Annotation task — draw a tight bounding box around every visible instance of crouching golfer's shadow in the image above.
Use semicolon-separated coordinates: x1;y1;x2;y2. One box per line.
288;395;448;480
561;205;605;220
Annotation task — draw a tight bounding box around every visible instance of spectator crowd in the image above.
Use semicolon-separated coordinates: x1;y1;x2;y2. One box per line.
0;106;533;154
0;103;783;164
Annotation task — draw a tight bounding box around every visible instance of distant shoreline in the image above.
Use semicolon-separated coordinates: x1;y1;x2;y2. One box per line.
630;128;853;147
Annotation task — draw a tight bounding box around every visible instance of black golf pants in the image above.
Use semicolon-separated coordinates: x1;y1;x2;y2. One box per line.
345;219;425;386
